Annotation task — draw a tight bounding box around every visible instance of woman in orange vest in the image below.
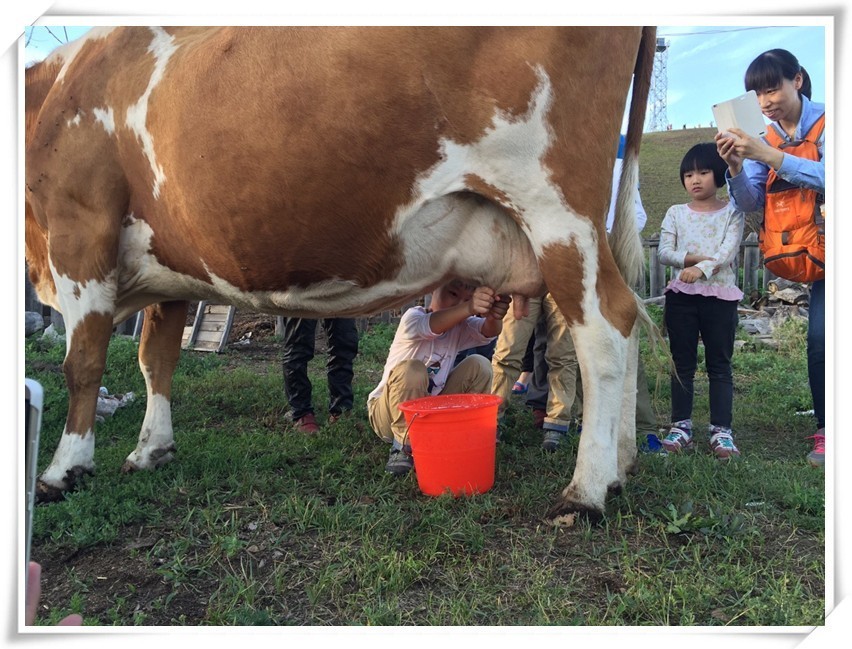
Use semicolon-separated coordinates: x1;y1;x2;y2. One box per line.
715;49;826;468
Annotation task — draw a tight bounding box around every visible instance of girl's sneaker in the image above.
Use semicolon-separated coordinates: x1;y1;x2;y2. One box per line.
661;421;694;454
708;425;740;460
806;429;825;468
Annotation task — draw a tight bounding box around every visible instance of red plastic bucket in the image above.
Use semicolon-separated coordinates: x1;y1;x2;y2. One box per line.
398;393;502;497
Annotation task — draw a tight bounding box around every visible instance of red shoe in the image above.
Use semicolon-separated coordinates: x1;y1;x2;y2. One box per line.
532;409;546;429
294;413;319;434
807;430;825;468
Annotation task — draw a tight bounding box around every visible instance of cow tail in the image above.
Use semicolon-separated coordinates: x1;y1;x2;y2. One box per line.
609;28;673;370
609;26;655;291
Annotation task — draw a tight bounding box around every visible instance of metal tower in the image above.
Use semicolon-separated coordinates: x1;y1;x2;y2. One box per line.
649;37;670;132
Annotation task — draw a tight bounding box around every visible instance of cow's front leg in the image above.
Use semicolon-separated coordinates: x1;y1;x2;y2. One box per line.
37;309;115;503
122;301;188;473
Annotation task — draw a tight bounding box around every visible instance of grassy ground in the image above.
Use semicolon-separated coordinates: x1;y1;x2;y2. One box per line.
26;307;824;627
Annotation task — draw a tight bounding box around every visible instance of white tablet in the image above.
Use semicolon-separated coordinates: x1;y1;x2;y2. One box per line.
712;90;767;138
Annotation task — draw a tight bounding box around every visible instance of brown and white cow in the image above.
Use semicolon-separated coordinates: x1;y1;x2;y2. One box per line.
25;26;655;521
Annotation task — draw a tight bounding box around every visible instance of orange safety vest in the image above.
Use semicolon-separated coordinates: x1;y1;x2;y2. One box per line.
760;113;825;283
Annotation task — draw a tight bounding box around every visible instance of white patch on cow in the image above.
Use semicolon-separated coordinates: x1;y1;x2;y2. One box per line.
125;27;178;199
397;65;601;312
48;27;116;83
48;259;118;348
39;428;95;487
93;106;116;135
66;111;82;128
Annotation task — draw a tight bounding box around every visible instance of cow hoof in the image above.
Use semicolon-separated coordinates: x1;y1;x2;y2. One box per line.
149;445;176;465
607;481;623;496
544;498;604;527
122;445;176;473
34;464;93;504
121;460;140;474
35;479;67;504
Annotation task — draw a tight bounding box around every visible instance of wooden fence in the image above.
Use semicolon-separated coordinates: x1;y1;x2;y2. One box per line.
640;231;771;300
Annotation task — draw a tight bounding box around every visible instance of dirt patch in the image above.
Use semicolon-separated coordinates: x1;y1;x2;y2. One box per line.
33;534;214;625
227;312;277;345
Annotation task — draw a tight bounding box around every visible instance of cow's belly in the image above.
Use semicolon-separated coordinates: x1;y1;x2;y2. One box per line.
113;193;543;322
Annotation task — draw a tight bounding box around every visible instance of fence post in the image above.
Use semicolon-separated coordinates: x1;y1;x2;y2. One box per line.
647;234;666;298
114;313;141;335
741;232;760;296
763;265;776;290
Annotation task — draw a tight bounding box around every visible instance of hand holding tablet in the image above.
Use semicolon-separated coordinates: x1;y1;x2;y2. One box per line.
712;90;767;139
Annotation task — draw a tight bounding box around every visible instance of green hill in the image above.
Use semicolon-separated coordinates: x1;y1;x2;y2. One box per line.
638;127;720;237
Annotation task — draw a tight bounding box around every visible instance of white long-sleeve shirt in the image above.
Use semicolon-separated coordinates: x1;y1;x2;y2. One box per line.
658;202;745;301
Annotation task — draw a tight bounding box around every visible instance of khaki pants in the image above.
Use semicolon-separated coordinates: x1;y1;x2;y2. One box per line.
368;355;493;448
491;294;578;432
635;356;658;435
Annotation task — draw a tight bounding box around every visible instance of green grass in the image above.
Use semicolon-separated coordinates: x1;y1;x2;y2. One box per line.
26;317;824;627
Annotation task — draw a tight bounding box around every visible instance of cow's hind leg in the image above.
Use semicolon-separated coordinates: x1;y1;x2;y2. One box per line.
122;301;188;473
546;316;631;523
615;320;641;483
538;244;638;524
36;279;117;502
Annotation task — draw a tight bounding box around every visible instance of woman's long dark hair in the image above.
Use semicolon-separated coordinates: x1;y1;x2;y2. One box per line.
745;48;812;99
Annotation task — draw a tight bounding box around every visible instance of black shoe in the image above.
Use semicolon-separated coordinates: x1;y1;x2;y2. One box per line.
385;448;414;476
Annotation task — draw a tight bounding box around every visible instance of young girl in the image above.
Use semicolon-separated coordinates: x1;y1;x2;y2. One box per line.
715;49;825;468
658;143;745;459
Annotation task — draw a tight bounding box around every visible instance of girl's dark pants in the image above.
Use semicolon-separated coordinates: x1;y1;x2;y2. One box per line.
664;291;738;429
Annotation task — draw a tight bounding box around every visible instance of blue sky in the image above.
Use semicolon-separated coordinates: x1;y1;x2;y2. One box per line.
23;22;828;133
658;23;826;130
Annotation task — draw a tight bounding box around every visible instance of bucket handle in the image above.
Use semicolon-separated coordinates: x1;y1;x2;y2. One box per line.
401;412;419;449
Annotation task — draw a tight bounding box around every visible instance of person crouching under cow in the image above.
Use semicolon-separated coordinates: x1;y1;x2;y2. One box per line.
367;280;510;476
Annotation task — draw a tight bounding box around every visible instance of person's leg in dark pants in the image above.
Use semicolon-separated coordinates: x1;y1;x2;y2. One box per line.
697;296;740;459
807;280;825;430
323;318;359;418
525;316;549;428
662;291;699;452
806;279;825;467
664;291;700;425
697;297;737;430
282;318;318;431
